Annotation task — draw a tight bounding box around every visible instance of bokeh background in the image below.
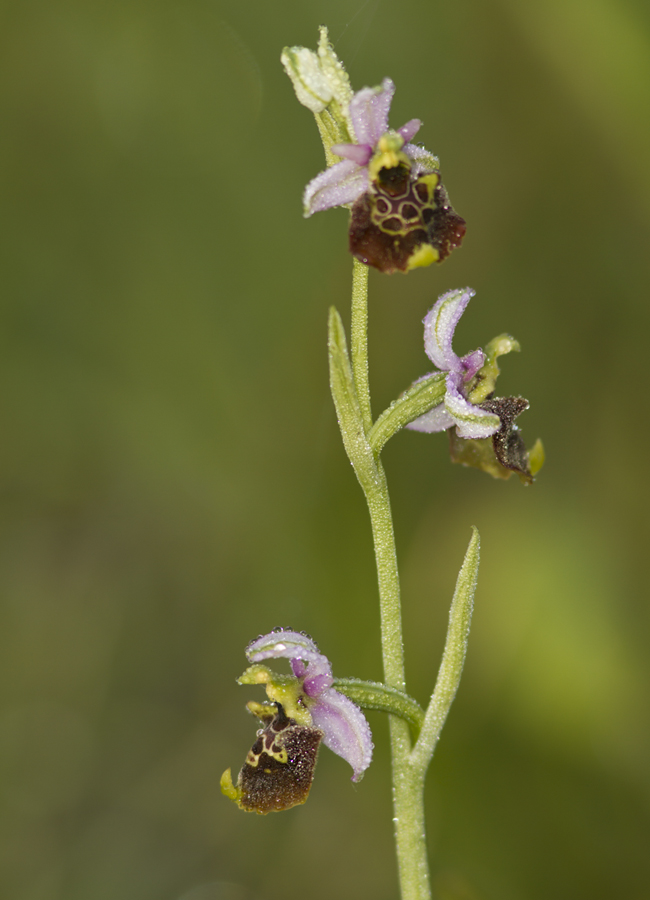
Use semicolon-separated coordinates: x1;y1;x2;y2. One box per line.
2;0;650;898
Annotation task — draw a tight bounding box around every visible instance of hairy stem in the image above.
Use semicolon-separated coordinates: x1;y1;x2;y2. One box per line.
329;262;480;900
350;258;372;432
329;261;431;900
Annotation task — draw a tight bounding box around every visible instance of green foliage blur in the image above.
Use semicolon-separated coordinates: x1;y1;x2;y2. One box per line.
1;1;650;898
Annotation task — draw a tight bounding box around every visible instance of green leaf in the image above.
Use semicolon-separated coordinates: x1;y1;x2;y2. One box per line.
328;307;379;487
411;527;480;769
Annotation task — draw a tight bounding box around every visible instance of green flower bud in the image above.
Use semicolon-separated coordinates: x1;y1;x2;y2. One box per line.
281;27;354;164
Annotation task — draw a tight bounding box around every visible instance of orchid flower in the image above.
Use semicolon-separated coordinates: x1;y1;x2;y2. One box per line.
407;288;502;439
303;77;436;216
407;288;544;483
302;78;466;273
221;630;373;814
244;630;373;779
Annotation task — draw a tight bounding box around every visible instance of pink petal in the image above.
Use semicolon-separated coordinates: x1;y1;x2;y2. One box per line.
423;288;475;372
461;349;485;381
303;671;333;697
445;371;501;439
291;656;333;696
303;159;368;216
406;402;455;434
247;629;332;680
398;118;421;143
349;77;395;146
310;688;373;781
331;142;373;166
291;658;308;678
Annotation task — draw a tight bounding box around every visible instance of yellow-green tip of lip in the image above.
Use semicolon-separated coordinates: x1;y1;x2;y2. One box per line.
220;768;243;805
406;244;439;270
528;439;545;476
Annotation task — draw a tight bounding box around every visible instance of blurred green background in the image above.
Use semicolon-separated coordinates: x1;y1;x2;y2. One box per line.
1;0;650;898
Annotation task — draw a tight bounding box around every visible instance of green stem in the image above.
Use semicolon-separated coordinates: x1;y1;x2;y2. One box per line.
351;294;430;900
329;262;482;900
329;262;431;900
350;258;372;432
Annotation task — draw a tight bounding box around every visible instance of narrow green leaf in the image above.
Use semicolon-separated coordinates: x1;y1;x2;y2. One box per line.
410;527;480;770
328;306;379;486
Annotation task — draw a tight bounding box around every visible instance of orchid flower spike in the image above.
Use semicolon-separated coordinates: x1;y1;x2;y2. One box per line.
221;630;373;814
407;288;544;484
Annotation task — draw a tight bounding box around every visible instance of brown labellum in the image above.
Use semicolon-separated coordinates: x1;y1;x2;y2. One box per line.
480;397;533;484
237;703;323;814
349;164;466;274
449;396;535;485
